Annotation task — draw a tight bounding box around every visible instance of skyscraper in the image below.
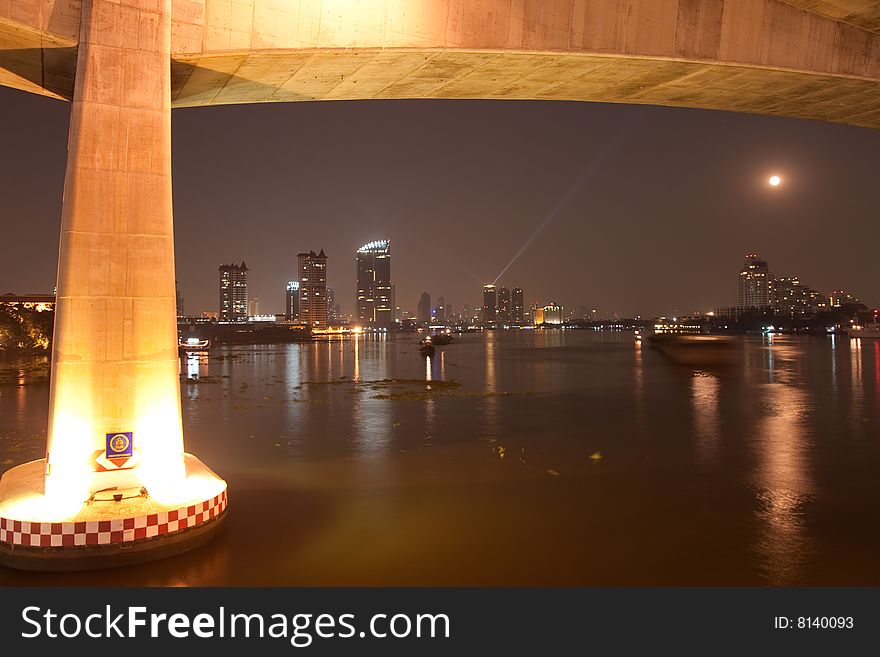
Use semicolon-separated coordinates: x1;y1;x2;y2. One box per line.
356;239;392;330
219;262;248;321
285;281;299;321
327;287;339;324
175;280;184;318
482;285;497;323
512;287;524;323
436;296;446;322
738;254;772;309
298;249;328;329
497;287;511;323
416;292;431;325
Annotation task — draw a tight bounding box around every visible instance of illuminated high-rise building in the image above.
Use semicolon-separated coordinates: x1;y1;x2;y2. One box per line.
356;239;392;330
436;296;446;322
298;249;328;329
738;254;772;308
327;287;340;324
482;285;497;323
417;292;431;324
512;287;524;323
219;262;248;321
285;281;300;321
497;287;511;323
175;280;184;318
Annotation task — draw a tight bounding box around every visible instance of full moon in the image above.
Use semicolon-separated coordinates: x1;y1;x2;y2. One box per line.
768;175;782;187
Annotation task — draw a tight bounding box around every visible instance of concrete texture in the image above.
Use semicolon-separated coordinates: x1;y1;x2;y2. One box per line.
0;0;879;128
45;0;184;498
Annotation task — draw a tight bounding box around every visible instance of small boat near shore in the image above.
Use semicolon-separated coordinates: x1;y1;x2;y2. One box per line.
178;337;210;353
648;334;739;368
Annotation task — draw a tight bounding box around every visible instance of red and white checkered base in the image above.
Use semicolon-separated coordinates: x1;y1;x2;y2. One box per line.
0;454;227;571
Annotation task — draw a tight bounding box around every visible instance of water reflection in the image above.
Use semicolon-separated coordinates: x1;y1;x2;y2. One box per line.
633;340;645;430
482;332;500;444
690;373;720;468
353;334;391;457
849;338;863;434
752;381;814;585
3;333;880;586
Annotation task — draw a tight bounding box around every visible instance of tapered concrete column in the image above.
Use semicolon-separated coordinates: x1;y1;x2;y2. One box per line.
46;0;184;502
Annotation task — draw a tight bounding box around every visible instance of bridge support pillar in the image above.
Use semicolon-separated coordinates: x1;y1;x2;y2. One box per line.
0;0;227;570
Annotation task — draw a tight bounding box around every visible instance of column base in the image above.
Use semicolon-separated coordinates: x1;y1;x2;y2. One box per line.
0;454;227;572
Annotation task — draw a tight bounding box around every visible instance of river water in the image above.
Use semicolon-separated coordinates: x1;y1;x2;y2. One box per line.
1;330;879;585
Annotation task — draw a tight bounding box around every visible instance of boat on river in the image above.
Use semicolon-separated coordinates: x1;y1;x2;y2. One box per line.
648;334;739;368
178;337;211;353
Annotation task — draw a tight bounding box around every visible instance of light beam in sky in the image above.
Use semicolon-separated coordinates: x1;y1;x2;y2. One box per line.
492;125;632;286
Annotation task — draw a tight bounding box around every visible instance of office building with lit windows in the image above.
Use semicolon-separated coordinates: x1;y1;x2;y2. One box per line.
219;262;248;321
497;287;511;323
416;292;431;325
356;239;392;330
738;254;772;309
512;287;524;323
298;249;328;329
482;285;497;323
285;281;300;321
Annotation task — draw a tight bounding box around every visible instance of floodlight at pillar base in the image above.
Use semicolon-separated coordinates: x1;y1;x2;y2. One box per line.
0;454;227;572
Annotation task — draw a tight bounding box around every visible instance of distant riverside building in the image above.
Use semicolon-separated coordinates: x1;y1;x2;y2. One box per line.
497;287;511;323
532;305;543;325
175;280;184;318
327;287;341;324
532;303;563;325
298;249;328;329
482;285;497;323
0;293;55;313
512;287;524;323
436;296;446;322
416;292;431;324
738;254;772;308
285;281;300;321
247;297;261;317
771;276;826;317
829;289;859;307
219;262;248;321
534;303;563;325
356;240;392;329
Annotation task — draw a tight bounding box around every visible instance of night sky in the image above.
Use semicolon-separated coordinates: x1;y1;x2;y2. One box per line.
1;85;878;318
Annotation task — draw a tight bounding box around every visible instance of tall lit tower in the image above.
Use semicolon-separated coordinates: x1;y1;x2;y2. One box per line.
356;240;392;330
512;287;524;323
219;262;248;321
417;292;431;325
497;287;511;323
738;254;772;308
285;281;300;321
298;250;328;329
482;285;497;323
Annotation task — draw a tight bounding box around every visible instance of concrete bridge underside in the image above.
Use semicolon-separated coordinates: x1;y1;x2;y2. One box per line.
1;0;879;128
1;0;879;564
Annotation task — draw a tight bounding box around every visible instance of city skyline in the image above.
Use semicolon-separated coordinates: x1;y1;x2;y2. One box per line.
2;90;879;317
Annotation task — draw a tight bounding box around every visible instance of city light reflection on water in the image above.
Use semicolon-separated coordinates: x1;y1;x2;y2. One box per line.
1;332;879;586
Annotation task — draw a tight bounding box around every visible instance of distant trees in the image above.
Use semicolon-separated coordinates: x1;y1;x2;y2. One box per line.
0;305;53;351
